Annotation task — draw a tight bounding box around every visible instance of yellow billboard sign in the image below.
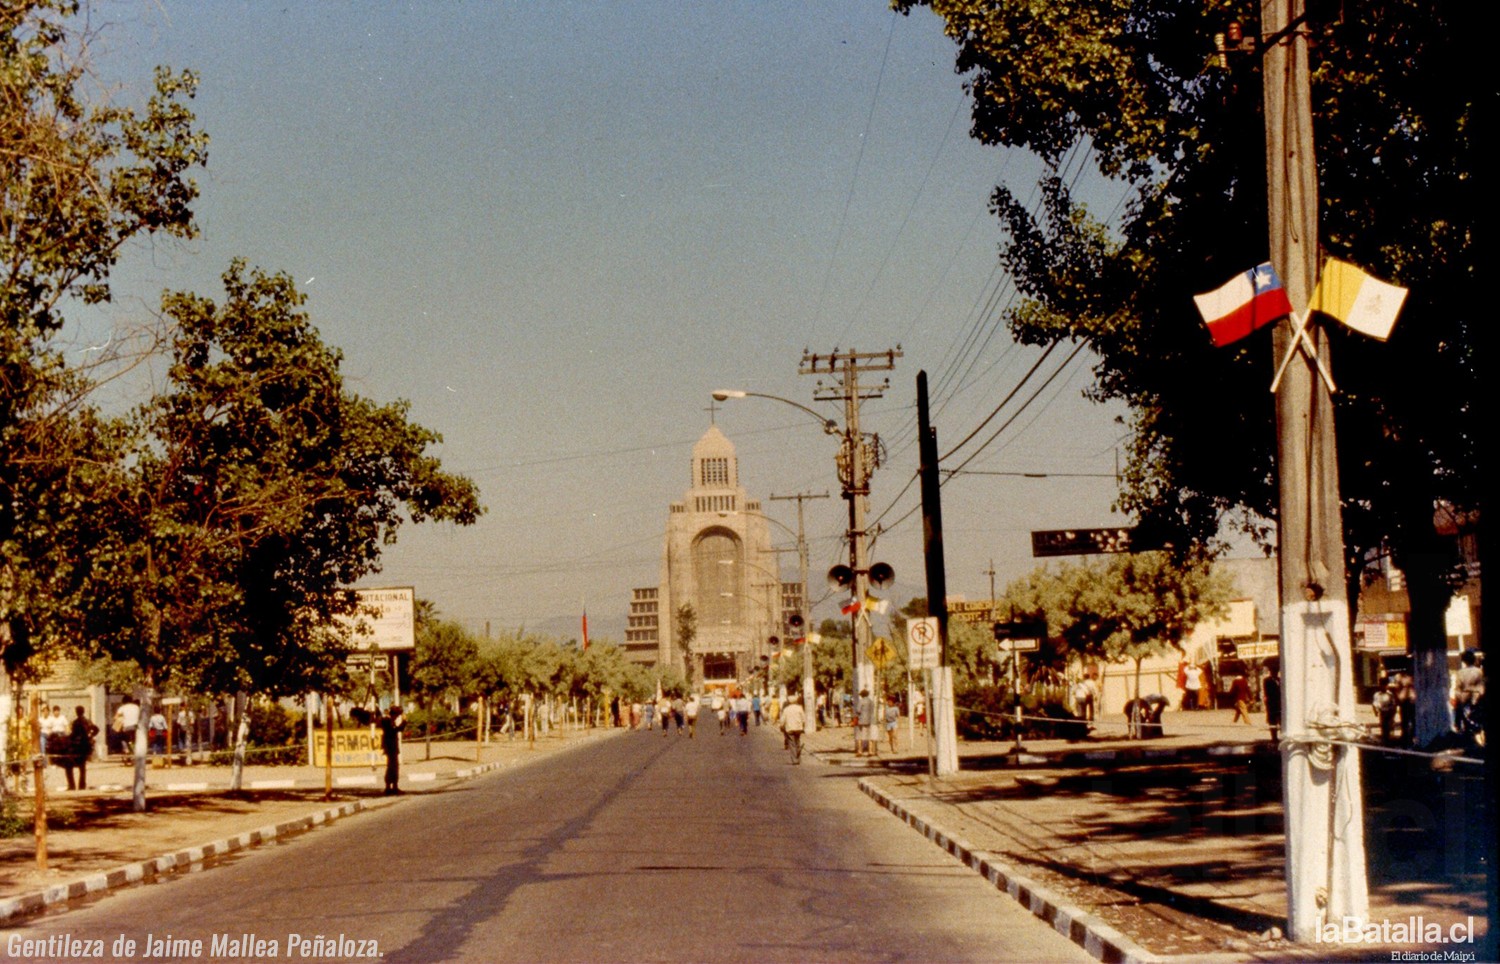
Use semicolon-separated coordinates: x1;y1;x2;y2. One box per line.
312;728;382;768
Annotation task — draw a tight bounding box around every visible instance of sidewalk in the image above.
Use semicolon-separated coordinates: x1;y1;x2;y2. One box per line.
802;709;1491;963
1;727;617;921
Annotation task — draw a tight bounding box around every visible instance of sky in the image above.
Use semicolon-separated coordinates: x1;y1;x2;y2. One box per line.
80;0;1142;640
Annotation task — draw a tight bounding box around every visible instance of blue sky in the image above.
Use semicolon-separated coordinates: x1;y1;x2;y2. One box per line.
85;1;1138;638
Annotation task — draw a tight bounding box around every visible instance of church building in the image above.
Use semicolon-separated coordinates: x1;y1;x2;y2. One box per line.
626;424;782;690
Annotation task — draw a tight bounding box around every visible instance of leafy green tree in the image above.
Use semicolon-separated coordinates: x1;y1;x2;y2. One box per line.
897;0;1478;743
674;602;697;683
1004;552;1232;698
411;618;482;710
76;261;481;807
1;1;207;739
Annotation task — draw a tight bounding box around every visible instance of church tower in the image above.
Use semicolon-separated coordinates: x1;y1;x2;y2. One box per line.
633;424;780;690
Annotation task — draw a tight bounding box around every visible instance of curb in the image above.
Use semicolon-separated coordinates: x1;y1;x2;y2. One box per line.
0;739;598;923
859;778;1160;964
0;801;367;925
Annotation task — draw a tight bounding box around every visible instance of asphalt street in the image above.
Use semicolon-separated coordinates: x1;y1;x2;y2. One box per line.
4;725;1091;963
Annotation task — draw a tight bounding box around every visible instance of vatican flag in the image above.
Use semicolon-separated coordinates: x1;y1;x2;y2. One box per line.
1309;258;1407;341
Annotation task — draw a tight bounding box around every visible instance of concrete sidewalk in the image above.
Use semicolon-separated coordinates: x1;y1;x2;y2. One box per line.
800;709;1491;963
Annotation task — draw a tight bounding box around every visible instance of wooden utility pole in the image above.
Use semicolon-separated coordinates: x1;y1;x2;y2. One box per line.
770;490;829;732
916;371;958;773
1262;0;1368;938
801;348;900;706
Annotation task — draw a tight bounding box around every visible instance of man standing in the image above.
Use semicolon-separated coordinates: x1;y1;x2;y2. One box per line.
733;691;751;735
780;696;806;765
63;707;99;791
855;689;875;756
684;694;700;738
41;705;67;764
379;706;405;795
1183;663;1203;711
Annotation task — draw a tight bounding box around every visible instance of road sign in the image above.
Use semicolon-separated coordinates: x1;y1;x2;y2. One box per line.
908;618;940;669
996;638;1040;654
346;653;390;672
868;636;896;668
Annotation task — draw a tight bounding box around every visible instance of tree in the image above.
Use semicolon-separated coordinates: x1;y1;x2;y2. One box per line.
76;261;482;808
0;2;207;785
1005;552;1233;700
674;602;697;683
411;619;481;711
897;0;1479;743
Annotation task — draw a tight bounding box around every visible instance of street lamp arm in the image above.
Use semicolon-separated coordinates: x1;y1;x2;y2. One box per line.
712;390;838;435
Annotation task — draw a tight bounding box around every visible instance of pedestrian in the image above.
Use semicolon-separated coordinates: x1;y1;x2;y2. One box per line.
1373;675;1397;745
658;694;674;736
147;707;169;755
643;699;655;731
379;706;405;795
41;705;67;763
714;692;729;735
1263;658;1282;743
884;697;900;753
1453;649;1485;740
780;695;806;765
854;689;875;756
111;697;139;755
1182;662;1203;711
733;691;751;735
630;701;641;730
1229;675;1253;724
752;693;762;726
684;694;700;738
1392;669;1415;746
670;695;685;734
1071;679;1095;722
62;707;99;791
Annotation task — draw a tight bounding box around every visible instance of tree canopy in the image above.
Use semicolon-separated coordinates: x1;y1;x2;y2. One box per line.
2;0;208;675
896;0;1479;738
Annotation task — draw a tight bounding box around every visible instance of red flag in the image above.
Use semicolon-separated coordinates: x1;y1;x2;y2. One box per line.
581;608;589;650
841;597;861;616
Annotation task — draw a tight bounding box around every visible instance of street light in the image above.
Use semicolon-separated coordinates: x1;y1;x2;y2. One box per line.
712;390;838;435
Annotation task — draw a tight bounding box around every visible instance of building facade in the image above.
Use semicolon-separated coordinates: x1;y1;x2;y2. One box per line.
627;425;781;690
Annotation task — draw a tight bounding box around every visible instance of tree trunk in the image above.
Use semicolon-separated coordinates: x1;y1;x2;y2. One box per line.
1400;543;1457;747
132;683;153;813
229;690;250;791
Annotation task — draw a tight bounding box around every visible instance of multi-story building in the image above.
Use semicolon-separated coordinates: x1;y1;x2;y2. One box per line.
627;424;781;690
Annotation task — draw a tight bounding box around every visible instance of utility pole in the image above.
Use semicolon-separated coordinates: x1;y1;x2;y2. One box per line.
1261;0;1367;938
917;371;958;773
770;491;829;732
801;348;900;706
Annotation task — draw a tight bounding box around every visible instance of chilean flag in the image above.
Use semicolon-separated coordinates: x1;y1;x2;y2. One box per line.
1193;262;1293;347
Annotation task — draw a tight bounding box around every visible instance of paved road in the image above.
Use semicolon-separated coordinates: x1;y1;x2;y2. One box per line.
7;726;1090;962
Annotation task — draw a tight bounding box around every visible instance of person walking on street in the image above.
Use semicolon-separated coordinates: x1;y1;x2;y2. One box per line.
379;706;405;795
684;694;700;738
62;707;99;791
884;697;900;753
714;692;728;734
1229;675;1253;724
781;696;807;765
752;694;762;726
733;692;751;735
658;694;674;736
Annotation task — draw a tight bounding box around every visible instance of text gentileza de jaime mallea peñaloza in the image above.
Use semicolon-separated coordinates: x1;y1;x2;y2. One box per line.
5;932;381;959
